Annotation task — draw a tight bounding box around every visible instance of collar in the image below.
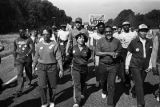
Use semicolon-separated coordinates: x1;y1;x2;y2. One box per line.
135;36;150;43
105;37;114;42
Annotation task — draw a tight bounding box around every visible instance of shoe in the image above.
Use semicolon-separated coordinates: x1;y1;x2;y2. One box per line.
73;103;79;107
137;104;145;107
101;93;106;99
41;104;48;107
81;94;85;99
49;102;55;107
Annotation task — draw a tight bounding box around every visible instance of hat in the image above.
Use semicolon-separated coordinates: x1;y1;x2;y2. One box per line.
138;24;149;31
122;21;130;26
52;25;57;29
75;17;82;23
112;26;117;29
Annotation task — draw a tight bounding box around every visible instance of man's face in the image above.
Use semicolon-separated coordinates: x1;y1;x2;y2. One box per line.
117;28;122;33
97;25;105;34
105;27;113;39
123;24;130;32
139;29;148;39
75;22;82;29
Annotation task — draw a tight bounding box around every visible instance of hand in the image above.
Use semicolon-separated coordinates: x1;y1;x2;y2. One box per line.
152;67;159;75
112;52;118;58
66;52;69;56
145;68;152;73
59;71;64;78
125;69;129;75
32;64;36;72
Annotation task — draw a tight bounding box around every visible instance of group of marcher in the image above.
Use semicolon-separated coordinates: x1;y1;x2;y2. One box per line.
1;16;160;107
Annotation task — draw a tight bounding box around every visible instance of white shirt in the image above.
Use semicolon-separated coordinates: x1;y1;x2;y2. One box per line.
119;31;137;48
90;32;105;46
58;30;69;41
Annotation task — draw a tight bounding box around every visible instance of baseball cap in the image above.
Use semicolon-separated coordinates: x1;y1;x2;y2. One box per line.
138;24;149;31
112;26;117;29
75;17;82;23
122;21;130;26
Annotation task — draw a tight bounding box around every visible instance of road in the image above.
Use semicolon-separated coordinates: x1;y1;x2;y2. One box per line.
0;56;160;107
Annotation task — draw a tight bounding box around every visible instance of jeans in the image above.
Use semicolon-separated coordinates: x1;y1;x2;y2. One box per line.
98;62;117;105
130;67;147;105
15;59;32;92
71;65;88;104
36;63;58;105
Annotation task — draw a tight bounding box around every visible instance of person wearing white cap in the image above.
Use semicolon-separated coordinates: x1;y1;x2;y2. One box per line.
118;21;137;93
125;24;153;107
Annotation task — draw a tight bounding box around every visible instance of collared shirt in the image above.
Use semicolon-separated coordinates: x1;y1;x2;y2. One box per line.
68;28;89;46
118;31;137;48
96;37;122;65
72;45;91;66
125;37;153;69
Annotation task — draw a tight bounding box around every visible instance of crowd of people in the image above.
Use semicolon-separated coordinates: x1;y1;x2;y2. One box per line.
1;17;160;107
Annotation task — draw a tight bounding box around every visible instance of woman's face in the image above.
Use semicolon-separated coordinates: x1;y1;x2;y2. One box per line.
42;29;51;41
77;35;85;45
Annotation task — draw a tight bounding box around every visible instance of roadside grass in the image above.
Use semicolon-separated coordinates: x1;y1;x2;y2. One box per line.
0;33;18;58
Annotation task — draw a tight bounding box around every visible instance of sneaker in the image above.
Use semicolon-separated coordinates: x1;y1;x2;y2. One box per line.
81;94;85;99
73;103;79;107
101;93;106;99
41;104;48;107
49;102;55;107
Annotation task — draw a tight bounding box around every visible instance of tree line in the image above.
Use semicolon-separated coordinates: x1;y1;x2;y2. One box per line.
0;0;72;34
105;9;160;29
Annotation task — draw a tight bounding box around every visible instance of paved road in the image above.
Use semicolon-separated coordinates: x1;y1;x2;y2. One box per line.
0;57;160;107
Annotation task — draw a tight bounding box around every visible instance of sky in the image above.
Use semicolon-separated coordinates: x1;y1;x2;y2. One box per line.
49;0;160;22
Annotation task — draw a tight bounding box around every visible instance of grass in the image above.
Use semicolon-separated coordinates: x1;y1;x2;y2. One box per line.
0;33;18;58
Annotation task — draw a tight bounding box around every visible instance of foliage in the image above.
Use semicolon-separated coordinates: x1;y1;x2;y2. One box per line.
0;0;72;34
105;9;160;29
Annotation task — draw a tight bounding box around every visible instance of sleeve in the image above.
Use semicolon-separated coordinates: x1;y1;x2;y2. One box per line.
125;51;132;69
87;48;92;60
116;40;122;54
54;43;63;66
95;39;101;54
127;40;134;53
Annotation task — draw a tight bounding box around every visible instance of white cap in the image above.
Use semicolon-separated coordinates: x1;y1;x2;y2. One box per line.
138;24;148;30
122;21;130;26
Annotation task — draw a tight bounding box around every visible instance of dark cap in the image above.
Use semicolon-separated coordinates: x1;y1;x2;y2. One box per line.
75;17;82;23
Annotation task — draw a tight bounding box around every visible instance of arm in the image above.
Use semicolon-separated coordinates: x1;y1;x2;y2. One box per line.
151;36;159;68
65;31;72;55
54;44;63;72
32;43;40;68
95;39;113;56
27;38;35;56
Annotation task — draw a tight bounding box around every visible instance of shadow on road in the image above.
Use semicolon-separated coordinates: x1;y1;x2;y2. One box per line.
55;86;73;104
81;84;100;106
144;82;159;95
0;96;14;107
14;98;41;107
